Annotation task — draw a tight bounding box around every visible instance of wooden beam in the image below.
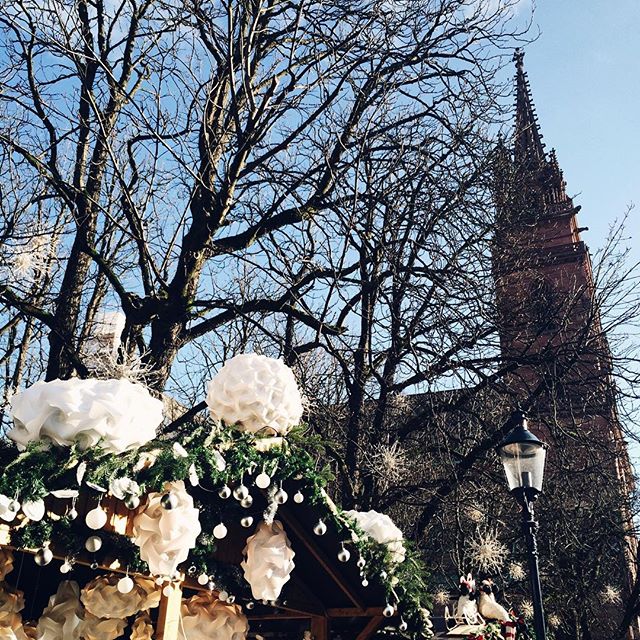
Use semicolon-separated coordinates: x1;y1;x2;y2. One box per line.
327;607;385;618
279;507;365;610
310;615;329;640
355;616;384;640
156;582;183;640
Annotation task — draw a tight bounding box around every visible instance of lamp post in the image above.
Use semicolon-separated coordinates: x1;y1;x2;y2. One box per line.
497;412;548;640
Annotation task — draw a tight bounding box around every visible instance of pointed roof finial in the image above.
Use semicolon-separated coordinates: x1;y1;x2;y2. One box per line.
513;48;545;165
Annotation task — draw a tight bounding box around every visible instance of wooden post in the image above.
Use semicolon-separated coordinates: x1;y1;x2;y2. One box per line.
156;582;183;640
310;616;329;640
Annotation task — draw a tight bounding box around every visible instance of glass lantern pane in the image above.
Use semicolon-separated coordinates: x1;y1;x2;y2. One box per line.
500;441;547;492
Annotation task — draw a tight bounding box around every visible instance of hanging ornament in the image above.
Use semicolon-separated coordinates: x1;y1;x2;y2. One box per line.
213;523;228;539
383;603;395;617
125;494;140;509
132;481;201;577
21;498;45;522
233;484;249;501
68;505;79;520
8;378;163;454
242;520;295;601
60;559;74;574
241;516;254;528
399;618;408;632
178;592;249;640
240;495;253;508
357;556;366;569
293;491;304;504
274;487;288;504
337;544;351;563
35;545;53;566
116;576;134;594
246;601;255;610
255;472;271;489
85;536;103;552
218;486;231;499
362;577;369;587
218;591;229;602
313;520;327;536
161;493;179;510
85;505;108;530
162;585;173;597
343;509;406;564
197;573;209;586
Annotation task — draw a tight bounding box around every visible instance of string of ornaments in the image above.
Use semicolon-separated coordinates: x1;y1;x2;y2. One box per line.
0;353;432;638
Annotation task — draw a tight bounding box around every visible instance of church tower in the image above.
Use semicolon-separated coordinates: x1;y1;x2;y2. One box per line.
493;51;637;639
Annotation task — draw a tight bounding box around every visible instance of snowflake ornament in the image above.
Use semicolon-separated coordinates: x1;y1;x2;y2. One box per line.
366;441;409;490
467;530;508;573
601;585;622;604
519;599;534;619
508;562;525;581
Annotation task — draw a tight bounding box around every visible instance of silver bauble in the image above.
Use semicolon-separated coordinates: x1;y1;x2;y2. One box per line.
313;520;327;536
218;485;231;499
35;546;53;566
233;484;249;500
241;516;254;528
85;535;103;552
161;492;179;510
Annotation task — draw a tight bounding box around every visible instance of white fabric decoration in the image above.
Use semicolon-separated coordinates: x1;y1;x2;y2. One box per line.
108;477;140;500
8;378;163;454
241;521;295;601
0;497;16;523
36;581;83;640
206;354;303;436
21;499;45;522
81;574;160;619
130;612;154;640
78;614;126;640
178;593;248;640
0;550;13;581
133;480;201;576
343;510;406;564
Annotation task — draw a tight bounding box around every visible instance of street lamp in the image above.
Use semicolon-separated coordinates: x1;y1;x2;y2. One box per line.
498;411;548;640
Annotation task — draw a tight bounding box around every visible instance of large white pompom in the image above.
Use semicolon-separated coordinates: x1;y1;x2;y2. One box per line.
81;574;160;619
241;521;295;601
343;510;406;564
206;354;303;436
8;378;163;454
132;481;201;576
36;581;83;640
178;593;248;640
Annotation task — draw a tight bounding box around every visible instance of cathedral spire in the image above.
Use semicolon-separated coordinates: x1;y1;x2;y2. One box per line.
513;49;546;166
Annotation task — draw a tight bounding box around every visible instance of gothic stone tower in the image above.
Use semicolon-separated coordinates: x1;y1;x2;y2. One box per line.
493;51;637;639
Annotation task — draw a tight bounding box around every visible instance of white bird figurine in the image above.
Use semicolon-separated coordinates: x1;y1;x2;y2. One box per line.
456;574;479;623
478;579;510;622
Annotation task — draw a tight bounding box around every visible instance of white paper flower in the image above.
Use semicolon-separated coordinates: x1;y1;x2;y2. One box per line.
132;481;201;576
36;581;83;640
241;520;295;601
21;499;45;522
108;477;140;501
343;510;406;564
0;497;16;524
178;593;248;640
8;378;163;454
206;354;303;436
81;574;160;619
130;612;154;640
78;614;127;640
0;613;25;640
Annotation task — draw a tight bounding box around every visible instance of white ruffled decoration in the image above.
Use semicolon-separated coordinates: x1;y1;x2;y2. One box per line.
36;581;83;640
241;521;295;601
343;510;406;564
79;614;127;640
81;574;160;619
132;481;201;576
178;593;248;640
108;477;140;500
0;584;24;615
0;497;16;524
130;612;154;640
8;378;163;454
206;354;303;436
0;580;25;640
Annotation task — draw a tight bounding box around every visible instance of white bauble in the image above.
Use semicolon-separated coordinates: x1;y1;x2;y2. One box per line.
241;521;295;601
206;354;303;436
132;481;201;576
36;581;83;640
343;510;406;564
178;593;248;640
8;378;163;454
81;574;160;619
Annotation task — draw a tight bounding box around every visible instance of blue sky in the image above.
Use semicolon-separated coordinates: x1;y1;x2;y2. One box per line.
518;0;639;255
